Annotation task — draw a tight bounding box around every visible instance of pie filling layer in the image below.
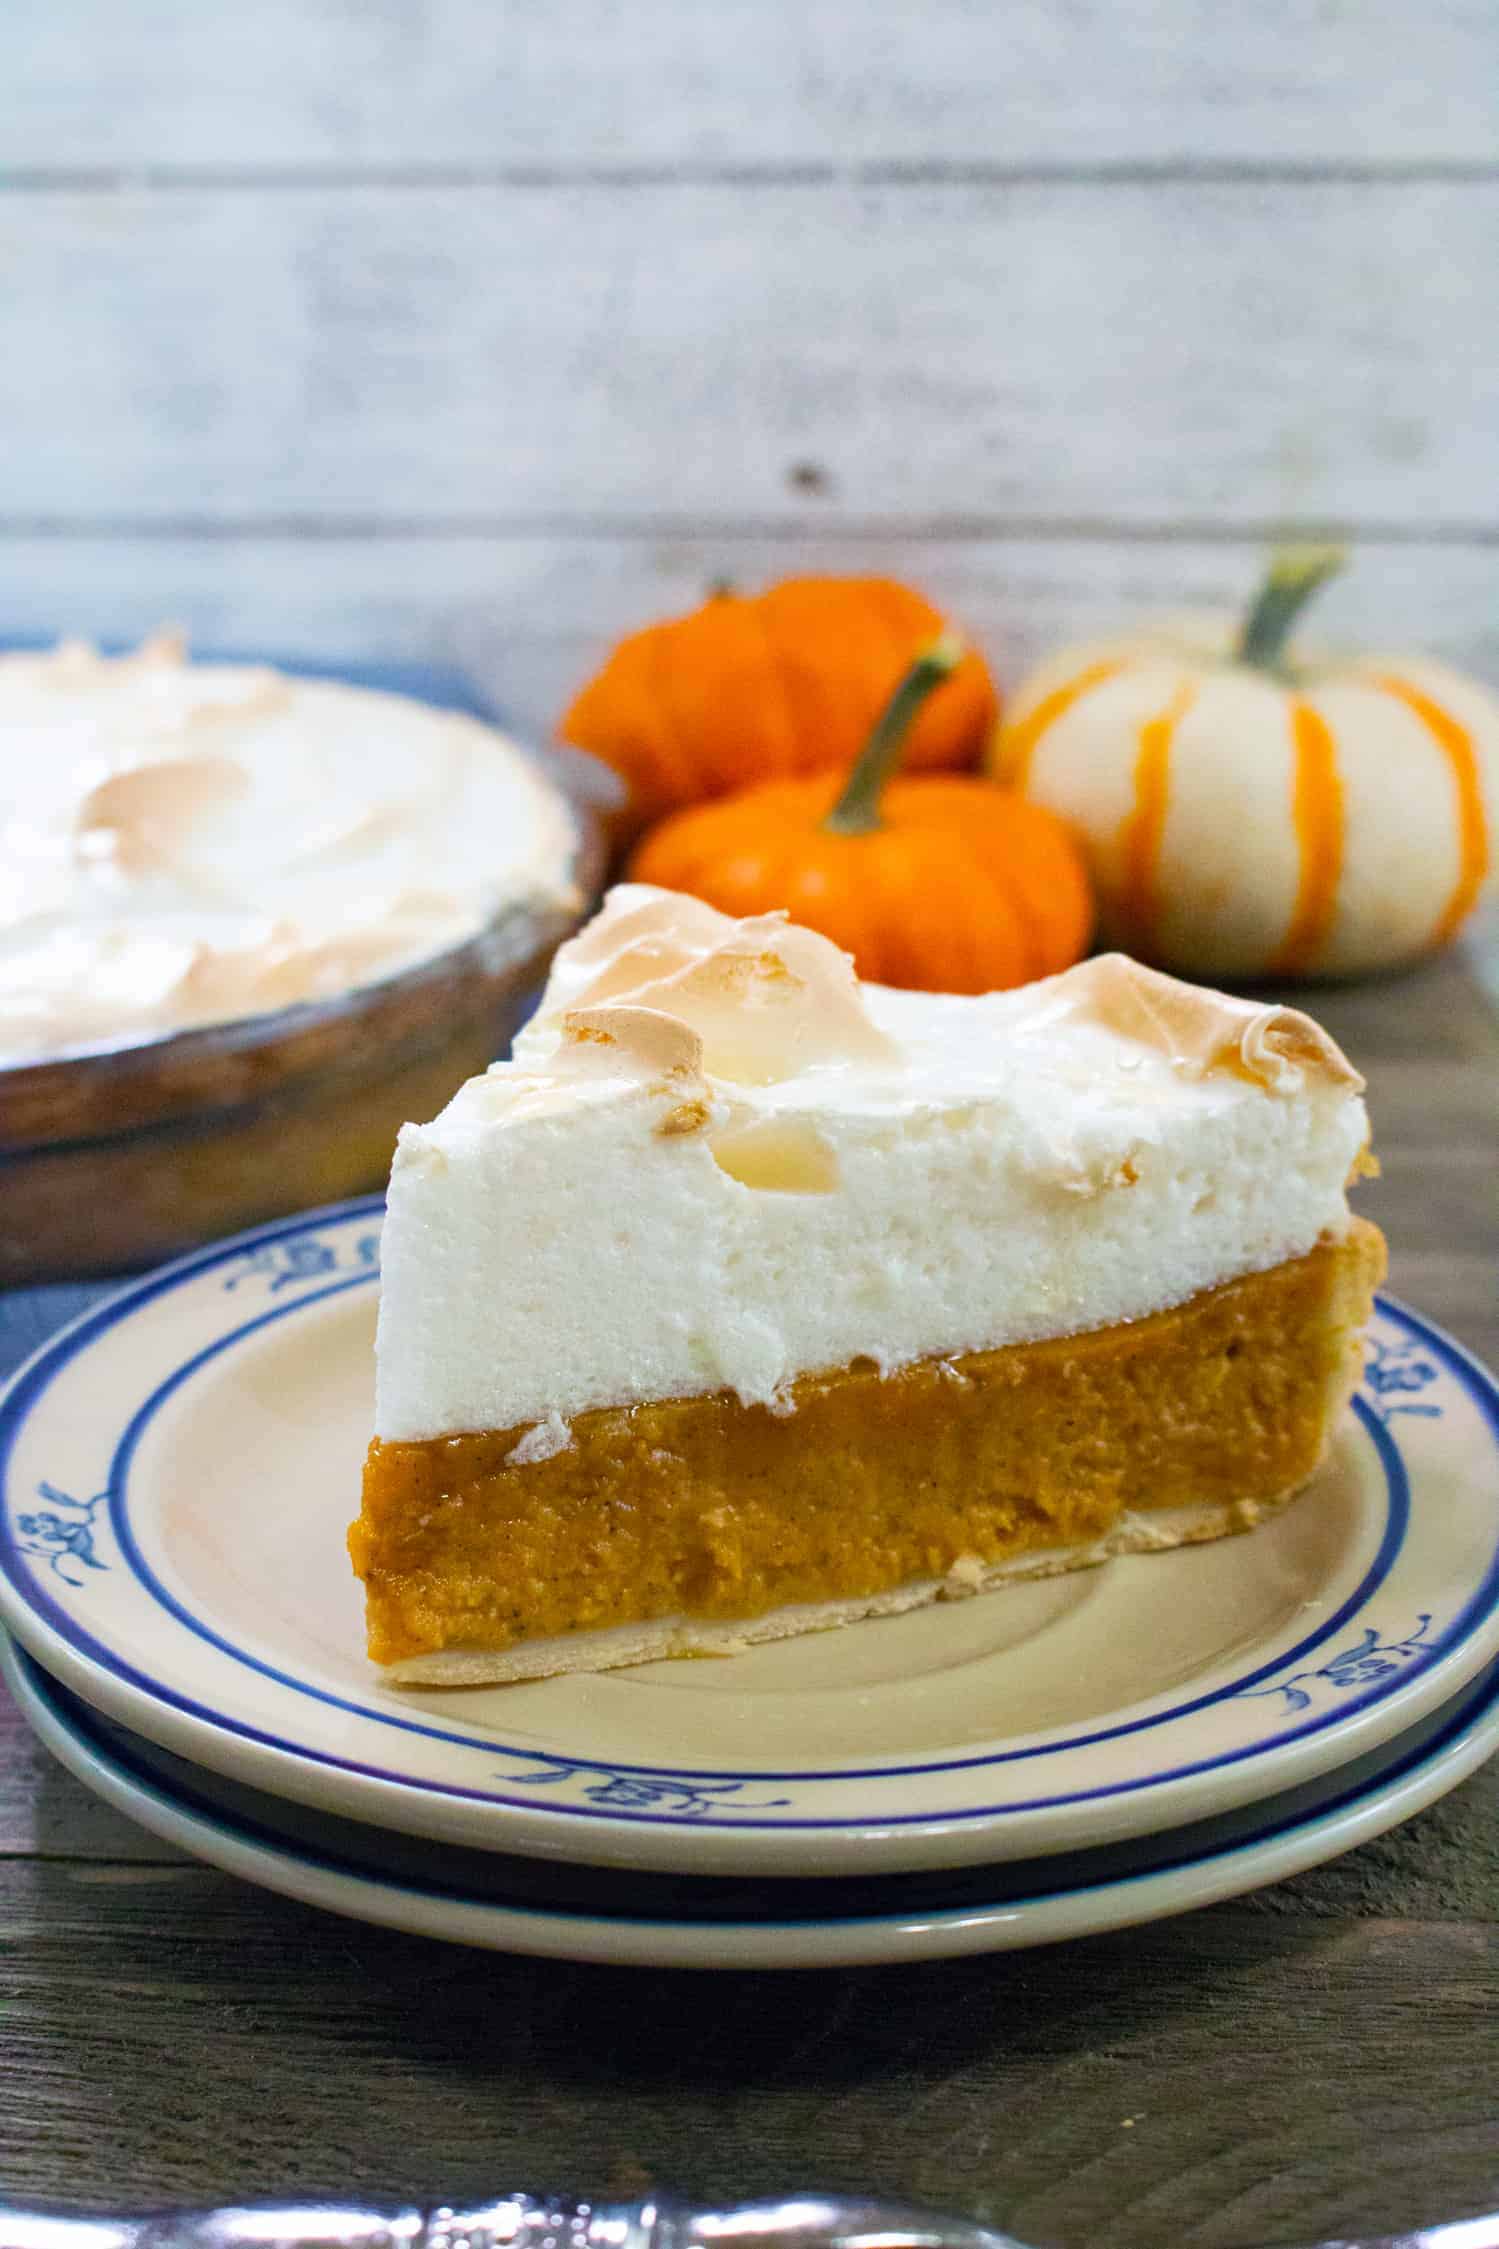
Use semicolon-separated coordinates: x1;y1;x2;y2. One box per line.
350;1219;1385;1682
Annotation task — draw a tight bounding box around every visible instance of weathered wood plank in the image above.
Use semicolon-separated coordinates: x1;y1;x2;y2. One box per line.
1386;1251;1499;1370
1;1861;1497;2245
3;181;1496;527
6;535;1499;741
0;1681;185;1863
5;0;1498;170
1311;953;1499;1364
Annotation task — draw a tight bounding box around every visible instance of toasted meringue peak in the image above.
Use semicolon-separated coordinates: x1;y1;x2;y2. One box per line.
537;885;733;994
1039;952;1364;1094
517;883;902;1086
75;753;250;877
559;1003;707;1082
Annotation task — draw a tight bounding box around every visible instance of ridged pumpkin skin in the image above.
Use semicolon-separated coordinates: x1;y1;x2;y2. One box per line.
629;773;1093;994
991;610;1497;981
561;576;998;828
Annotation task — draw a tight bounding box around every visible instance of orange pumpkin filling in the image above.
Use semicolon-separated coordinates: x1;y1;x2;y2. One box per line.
350;1220;1385;1676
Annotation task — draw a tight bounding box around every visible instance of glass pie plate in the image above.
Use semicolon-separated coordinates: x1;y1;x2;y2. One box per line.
0;816;603;1284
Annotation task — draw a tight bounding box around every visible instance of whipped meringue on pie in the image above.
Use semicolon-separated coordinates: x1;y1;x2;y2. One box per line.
350;885;1385;1685
0;634;581;1064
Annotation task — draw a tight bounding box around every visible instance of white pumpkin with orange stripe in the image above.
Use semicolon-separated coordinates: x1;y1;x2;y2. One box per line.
991;551;1496;980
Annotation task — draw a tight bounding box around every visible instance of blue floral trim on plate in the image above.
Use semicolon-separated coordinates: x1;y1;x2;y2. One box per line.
223;1231;381;1294
14;1482;111;1588
494;1753;792;1818
1363;1334;1444;1423
1236;1615;1435;1712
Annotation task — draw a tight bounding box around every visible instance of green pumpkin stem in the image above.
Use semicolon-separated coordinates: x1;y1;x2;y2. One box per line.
823;635;964;837
1237;547;1346;672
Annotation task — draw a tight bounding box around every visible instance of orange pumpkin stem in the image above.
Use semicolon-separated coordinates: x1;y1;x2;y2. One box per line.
1238;546;1346;674
823;635;966;837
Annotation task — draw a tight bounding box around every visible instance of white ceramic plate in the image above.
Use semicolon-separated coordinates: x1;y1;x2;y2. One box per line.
7;1628;1498;1969
2;1200;1498;1878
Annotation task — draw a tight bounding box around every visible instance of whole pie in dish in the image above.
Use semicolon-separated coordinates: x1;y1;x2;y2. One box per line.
350;885;1385;1685
0;635;595;1278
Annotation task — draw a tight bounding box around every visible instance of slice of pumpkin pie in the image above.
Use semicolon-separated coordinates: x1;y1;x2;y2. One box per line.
349;884;1384;1685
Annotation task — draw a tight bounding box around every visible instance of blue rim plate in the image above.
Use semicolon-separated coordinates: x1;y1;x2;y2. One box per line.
1;1200;1497;1878
6;1628;1498;1969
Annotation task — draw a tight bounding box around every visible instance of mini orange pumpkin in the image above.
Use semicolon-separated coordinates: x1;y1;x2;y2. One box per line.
560;575;998;830
629;639;1092;994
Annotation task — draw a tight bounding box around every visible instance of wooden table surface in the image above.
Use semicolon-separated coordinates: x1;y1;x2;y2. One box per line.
1;946;1496;2248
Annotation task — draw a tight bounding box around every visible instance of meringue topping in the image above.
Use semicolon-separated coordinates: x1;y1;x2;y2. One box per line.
521;887;901;1084
0;636;581;1063
375;886;1372;1441
1029;951;1364;1094
518;885;1361;1098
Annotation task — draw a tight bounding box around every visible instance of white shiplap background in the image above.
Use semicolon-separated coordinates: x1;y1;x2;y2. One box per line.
2;0;1497;736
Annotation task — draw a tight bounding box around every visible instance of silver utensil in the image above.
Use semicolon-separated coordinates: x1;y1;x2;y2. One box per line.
2;2190;1497;2249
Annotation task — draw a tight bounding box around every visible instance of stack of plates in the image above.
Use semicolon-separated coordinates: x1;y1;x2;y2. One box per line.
3;1200;1498;1971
